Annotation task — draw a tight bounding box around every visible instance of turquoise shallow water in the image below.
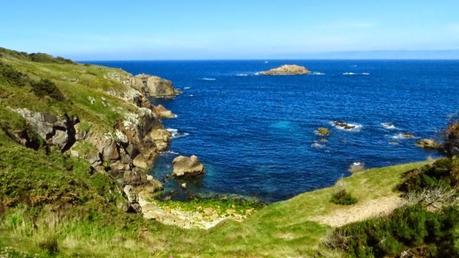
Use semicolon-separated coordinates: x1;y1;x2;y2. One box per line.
90;60;459;202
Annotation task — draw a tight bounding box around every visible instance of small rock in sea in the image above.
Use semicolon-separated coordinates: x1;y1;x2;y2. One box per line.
415;138;440;150
315;127;330;137
333;120;356;130
348;162;365;173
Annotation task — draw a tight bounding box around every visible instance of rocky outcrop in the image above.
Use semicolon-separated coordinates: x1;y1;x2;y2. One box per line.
416;139;440;150
154;104;176;119
172;155;205;177
130;74;180;98
259;65;309;76
12;108;79;152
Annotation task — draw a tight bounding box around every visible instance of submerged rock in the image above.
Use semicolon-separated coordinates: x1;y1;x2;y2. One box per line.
259;65;309;75
315;127;330;137
416;138;440;150
172;155;205;177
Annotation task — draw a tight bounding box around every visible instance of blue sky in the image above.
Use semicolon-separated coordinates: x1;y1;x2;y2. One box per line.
1;0;459;60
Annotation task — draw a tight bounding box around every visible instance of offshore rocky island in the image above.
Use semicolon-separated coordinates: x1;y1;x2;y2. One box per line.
0;47;458;257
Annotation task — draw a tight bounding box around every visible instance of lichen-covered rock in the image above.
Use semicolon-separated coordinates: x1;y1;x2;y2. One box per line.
13;108;79;152
130;74;180;98
172;155;205;177
260;65;309;75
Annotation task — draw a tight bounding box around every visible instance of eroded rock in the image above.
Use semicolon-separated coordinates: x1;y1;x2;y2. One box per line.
172;155;205;177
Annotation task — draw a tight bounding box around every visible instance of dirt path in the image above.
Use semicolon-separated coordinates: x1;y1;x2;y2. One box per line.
310;195;406;227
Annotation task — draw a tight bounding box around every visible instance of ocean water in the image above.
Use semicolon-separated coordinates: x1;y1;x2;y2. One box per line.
90;60;459;202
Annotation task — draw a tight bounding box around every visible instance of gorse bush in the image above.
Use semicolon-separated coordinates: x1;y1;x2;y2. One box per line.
398;158;459;194
327;205;459;258
330;189;358;205
0;62;29;86
31;79;65;101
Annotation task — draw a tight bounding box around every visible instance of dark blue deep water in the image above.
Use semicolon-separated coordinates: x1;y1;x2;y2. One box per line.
90;60;459;202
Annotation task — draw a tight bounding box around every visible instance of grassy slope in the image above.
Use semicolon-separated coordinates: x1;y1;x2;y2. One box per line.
0;49;430;257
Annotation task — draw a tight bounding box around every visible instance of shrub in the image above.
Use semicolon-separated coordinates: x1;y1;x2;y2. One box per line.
398;158;459;194
0;62;29;87
330;189;358;205
327;205;459;258
31;79;65;101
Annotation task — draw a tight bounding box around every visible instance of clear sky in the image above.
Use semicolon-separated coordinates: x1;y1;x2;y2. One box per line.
1;0;459;60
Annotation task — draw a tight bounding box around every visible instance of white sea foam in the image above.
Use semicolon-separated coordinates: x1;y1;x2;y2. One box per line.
184;86;192;90
343;72;370;76
330;121;363;132
381;122;398;130
348;161;365;173
164;150;179;155
311;71;326;76
167;128;190;139
391;133;416;140
311;141;325;149
188;94;194;97
201;77;216;81
236;73;249;77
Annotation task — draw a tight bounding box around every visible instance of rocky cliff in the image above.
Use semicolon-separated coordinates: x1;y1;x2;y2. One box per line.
0;49;179;213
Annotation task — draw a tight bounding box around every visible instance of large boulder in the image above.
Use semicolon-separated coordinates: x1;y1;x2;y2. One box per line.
172;155;205;177
259;65;309;76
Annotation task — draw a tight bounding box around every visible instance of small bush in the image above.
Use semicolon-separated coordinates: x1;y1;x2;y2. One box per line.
31;79;65;101
330;190;358;205
38;236;59;255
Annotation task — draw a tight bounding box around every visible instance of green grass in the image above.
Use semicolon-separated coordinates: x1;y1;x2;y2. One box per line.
0;47;434;257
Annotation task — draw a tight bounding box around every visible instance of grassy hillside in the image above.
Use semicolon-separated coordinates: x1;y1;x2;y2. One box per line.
0;47;449;257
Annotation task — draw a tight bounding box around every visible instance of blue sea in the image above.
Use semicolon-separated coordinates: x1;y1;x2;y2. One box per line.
90;60;459;202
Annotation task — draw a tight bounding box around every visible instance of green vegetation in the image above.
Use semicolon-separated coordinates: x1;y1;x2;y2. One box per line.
1;47;452;257
330;189;358;205
327;204;459;258
398;157;459;193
